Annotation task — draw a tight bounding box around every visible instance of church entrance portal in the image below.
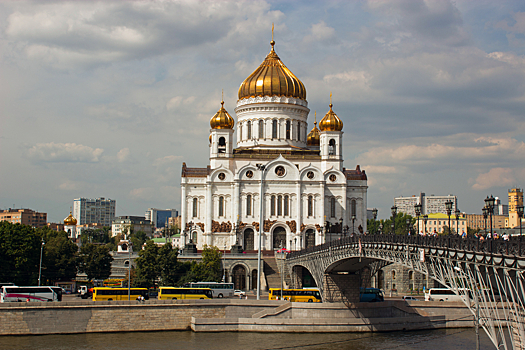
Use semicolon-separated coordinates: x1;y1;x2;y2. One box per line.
272;226;287;250
305;229;315;248
233;265;246;291
243;228;254;251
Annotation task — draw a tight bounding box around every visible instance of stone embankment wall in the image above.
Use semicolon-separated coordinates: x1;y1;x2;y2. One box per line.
0;299;475;335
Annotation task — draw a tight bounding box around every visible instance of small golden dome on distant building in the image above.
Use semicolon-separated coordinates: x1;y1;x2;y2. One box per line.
210;100;234;129
307;111;320;147
64;211;77;226
209;134;212;143
238;39;306;101
319;95;343;132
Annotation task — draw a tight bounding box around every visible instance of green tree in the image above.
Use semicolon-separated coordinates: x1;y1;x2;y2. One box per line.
80;227;112;245
374;213;415;235
38;227;78;284
158;242;180;286
134;240;159;288
0;222;41;285
192;245;222;282
77;243;113;281
130;230;148;249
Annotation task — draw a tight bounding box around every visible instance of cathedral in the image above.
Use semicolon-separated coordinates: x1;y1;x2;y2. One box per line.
180;37;368;253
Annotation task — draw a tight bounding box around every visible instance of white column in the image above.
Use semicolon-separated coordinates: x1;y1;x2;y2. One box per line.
232;182;239;223
206;183;212;246
181;183;187;246
295;182;301;250
342;184;348;230
319;182;325;244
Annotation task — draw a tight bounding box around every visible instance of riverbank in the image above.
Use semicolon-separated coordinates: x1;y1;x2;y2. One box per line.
0;299;475;335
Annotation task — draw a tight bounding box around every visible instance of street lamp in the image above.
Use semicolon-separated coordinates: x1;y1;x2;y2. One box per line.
445;200;453;235
391;205;397;234
414;203;422;235
379;223;383;235
485;195;495;237
455;209;460;235
325;220;332;243
517;205;524;237
406;218;411;235
351;215;356;235
423;215;428;235
339;217;343;239
38;238;45;286
372;208;378;221
482;206;488;234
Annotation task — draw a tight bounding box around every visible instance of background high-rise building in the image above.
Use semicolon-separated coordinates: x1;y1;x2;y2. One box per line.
507;188;523;228
394;193;457;216
0;208;47;228
73;197;116;226
144;208;178;229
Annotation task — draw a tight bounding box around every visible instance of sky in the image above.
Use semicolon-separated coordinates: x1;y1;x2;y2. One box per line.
1;0;525;223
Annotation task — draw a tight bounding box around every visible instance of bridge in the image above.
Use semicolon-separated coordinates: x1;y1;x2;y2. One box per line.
285;234;525;350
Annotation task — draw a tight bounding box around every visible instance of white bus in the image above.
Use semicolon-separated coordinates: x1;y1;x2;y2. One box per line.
183;282;234;298
1;286;63;302
425;288;471;302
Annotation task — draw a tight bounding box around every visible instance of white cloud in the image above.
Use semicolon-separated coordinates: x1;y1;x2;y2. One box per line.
471;168;515;191
117;148;130;163
27;142;103;163
303;21;337;44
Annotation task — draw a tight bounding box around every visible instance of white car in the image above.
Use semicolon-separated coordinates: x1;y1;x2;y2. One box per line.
402;296;418;301
234;290;246;297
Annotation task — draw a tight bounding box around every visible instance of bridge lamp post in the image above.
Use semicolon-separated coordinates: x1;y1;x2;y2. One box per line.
485;195;495;236
445;200;453;235
406;218;411;235
351;215;356;235
372;208;378;220
391;205;397;235
339;217;343;239
414;203;422;235
379;223;383;234
482;206;488;234
517;205;524;238
423;215;428;235
455;209;460;235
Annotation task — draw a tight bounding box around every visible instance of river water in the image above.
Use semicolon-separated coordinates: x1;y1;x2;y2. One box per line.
0;328;494;350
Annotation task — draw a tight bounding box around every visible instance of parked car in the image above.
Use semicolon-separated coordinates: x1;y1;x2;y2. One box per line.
234;290;246;297
402;296;419;301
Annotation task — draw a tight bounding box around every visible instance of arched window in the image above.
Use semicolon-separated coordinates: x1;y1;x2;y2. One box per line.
247;121;252;139
218;196;224;217
259;120;264;139
286;121;290;139
351;200;356;217
284;195;289;216
297;121;301;141
277;195;283;216
218;136;226;153
392;270;396;280
192;198;198;218
330;197;336;218
239;123;243;141
329;139;336;155
246;195;252;216
272;120;277;138
308;196;313;217
271;195;276;216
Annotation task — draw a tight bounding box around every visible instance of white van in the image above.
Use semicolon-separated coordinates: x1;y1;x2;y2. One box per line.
425;288;471;302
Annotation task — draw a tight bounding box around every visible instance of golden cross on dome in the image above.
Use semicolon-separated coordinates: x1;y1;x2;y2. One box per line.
221;89;224;105
271;23;275;48
314;111;317;125
330;92;333;108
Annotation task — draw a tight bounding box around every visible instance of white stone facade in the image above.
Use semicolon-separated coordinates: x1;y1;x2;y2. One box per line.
180;45;368;253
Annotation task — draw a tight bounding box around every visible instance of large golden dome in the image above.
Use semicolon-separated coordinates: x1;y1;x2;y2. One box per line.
307;111;320;147
319;102;343;132
238;40;306;101
64;211;77;226
210;100;234;129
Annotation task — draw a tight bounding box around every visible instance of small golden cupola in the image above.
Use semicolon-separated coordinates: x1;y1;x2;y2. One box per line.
307;111;321;147
319;95;343;132
64;211;77;226
210;100;234;129
238;36;306;101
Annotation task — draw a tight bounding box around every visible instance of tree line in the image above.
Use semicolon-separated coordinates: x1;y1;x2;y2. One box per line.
0;221;222;288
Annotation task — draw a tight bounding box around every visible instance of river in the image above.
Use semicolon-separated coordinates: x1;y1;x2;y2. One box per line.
0;328;494;350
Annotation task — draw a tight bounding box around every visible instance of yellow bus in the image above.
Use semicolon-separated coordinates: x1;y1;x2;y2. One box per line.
269;288;322;302
158;287;213;300
92;287;149;301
